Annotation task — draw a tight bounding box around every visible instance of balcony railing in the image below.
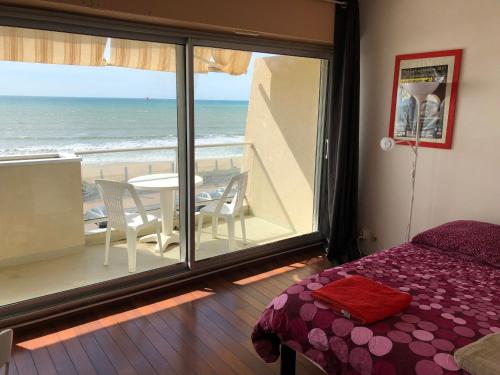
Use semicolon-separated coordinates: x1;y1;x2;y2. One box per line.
76;142;252;155
77;142;252;228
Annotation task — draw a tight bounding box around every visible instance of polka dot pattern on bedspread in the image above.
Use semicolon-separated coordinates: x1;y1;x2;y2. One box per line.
252;243;500;374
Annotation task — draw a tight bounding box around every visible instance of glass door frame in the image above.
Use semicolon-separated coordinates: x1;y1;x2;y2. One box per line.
185;38;331;272
0;3;333;327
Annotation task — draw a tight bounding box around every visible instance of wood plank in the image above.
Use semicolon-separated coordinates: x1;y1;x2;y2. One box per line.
29;346;58;375
53;323;98;375
38;327;78;375
14;327;58;375
71;321;118;375
168;303;255;375
12;347;38;375
96;311;157;375
133;301;218;375
7;355;19;375
176;291;276;375
11;250;328;375
123;307;202;375
104;310;177;374
157;306;239;375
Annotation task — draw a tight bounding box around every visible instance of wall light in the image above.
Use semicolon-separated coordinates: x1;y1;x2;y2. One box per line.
380;81;441;242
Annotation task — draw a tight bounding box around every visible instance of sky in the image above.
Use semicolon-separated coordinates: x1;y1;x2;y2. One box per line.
0;52;269;101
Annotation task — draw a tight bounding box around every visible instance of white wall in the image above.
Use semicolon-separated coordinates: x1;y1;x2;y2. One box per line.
244;56;321;234
358;0;500;252
0;158;85;266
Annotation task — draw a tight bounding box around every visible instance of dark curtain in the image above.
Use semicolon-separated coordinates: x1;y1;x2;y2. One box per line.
320;0;361;264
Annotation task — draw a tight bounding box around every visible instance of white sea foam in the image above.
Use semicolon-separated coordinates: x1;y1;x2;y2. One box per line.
0;96;249;163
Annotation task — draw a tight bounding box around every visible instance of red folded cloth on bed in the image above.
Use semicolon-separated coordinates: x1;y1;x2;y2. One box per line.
312;275;412;324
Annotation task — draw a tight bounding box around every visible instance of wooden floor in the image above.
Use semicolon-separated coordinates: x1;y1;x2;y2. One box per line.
11;250;330;375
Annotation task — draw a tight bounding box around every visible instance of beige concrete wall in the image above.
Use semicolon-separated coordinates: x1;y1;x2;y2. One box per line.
358;0;500;252
244;56;321;235
0;159;85;265
2;0;335;45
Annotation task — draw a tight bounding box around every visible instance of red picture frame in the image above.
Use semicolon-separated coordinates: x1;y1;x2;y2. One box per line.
388;49;462;149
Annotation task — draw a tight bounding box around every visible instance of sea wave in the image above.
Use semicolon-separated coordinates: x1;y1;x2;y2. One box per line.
0;135;245;153
0;135;247;163
0;96;249;164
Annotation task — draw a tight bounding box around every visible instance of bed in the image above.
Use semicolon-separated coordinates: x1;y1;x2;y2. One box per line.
252;221;500;375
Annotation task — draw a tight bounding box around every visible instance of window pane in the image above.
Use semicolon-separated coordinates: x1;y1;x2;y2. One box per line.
0;26;184;306
193;46;324;260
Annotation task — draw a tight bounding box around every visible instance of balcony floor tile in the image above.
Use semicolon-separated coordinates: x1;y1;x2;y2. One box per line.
0;216;301;306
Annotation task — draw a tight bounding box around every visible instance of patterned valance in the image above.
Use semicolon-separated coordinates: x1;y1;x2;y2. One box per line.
109;40;251;75
0;26;106;66
0;26;252;75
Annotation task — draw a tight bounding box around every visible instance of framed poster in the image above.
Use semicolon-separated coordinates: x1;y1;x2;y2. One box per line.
388;49;462;149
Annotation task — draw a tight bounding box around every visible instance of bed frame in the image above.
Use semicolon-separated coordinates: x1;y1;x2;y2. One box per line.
280;344;296;375
281;344;328;374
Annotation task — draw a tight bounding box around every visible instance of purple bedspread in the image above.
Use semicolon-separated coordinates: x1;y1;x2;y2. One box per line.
252;244;500;374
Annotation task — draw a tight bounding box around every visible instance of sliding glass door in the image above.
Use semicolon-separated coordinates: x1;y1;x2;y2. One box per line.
0;17;330;320
192;45;326;262
0;26;187;307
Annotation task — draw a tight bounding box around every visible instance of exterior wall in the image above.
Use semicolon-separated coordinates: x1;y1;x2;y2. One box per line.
1;0;335;45
0;158;85;265
358;0;500;251
244;56;321;235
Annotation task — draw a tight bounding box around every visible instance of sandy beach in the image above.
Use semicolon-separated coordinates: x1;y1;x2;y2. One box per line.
81;156;243;183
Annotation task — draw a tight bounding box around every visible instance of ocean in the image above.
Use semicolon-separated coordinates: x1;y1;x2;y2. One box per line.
0;96;249;163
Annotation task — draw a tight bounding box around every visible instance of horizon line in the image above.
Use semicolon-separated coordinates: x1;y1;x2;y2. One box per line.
0;94;250;102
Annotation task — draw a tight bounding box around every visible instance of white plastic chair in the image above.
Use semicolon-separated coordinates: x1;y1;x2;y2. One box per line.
196;172;248;251
0;329;12;375
96;179;163;273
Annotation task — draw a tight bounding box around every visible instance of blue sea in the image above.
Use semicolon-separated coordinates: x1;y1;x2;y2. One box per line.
0;96;248;163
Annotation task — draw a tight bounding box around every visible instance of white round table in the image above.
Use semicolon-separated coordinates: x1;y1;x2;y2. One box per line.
129;173;203;252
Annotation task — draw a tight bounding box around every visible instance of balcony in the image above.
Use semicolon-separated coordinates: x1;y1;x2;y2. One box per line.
0;143;304;306
0;44;323;308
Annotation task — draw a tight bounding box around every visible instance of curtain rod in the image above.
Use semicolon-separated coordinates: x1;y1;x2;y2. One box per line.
321;0;348;8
